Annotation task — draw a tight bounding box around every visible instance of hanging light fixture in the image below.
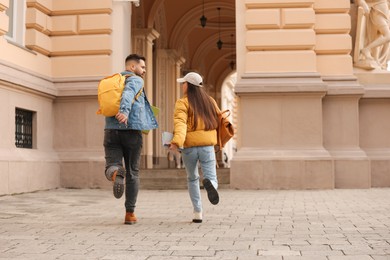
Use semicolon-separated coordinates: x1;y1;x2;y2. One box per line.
200;0;207;28
217;7;223;50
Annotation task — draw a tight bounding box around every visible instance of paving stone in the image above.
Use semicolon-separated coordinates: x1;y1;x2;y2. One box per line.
284;257;327;260
239;257;282;260
327;256;374;260
0;188;389;259
300;250;344;256
370;256;390;260
258;250;300;256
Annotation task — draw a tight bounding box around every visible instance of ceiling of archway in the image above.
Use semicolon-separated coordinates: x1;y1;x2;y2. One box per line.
133;0;235;93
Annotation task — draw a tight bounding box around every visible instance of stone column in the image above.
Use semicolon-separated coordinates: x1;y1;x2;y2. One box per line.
317;0;370;188
154;49;185;166
175;54;185;103
232;0;333;189
132;28;159;168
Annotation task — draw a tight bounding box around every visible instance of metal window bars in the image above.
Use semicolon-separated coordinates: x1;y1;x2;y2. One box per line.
15;108;33;149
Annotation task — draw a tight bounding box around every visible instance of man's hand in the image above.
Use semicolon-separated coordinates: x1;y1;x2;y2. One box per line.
115;112;128;125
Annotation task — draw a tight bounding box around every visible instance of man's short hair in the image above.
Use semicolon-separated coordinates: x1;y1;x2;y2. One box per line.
125;54;145;64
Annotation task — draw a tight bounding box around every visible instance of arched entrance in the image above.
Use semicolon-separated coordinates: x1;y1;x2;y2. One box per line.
130;0;236;168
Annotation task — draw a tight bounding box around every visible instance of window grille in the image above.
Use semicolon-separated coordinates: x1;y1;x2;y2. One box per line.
15;108;33;149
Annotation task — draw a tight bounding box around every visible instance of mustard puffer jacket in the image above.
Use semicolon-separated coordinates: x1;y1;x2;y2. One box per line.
171;96;218;148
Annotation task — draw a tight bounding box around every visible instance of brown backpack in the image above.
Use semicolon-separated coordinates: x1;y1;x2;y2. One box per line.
215;109;234;152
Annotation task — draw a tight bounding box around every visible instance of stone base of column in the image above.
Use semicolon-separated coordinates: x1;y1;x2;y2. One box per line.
356;71;390;188
321;77;370;188
329;149;371;189
365;150;390;188
230;148;334;189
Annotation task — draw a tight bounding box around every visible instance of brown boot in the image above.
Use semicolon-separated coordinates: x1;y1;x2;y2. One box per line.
124;212;137;225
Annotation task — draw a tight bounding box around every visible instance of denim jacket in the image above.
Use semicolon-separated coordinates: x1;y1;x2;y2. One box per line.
105;71;158;131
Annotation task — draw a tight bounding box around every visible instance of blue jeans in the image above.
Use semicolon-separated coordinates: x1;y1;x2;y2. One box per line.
104;129;142;213
181;146;218;213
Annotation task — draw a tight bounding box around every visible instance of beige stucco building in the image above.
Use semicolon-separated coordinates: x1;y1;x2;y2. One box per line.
0;0;389;195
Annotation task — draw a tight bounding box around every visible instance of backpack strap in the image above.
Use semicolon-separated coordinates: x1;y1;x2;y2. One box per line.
133;87;143;103
123;74;143;104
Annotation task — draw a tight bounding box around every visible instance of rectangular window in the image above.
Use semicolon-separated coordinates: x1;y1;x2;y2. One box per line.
15;108;34;149
5;0;14;38
5;0;26;45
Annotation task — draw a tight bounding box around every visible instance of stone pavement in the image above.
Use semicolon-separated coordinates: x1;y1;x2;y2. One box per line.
0;188;389;260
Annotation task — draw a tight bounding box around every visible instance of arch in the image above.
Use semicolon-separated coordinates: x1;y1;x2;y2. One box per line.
191;31;236;70
200;52;235;90
169;2;235;50
147;1;164;28
153;3;168;48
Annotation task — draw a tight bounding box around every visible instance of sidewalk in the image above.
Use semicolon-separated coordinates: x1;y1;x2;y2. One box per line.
0;188;389;260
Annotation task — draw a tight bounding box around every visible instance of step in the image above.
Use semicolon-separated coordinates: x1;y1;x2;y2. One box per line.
139;168;230;190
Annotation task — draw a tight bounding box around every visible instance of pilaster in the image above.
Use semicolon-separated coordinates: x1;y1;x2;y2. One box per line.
233;73;333;189
317;0;370;188
233;0;334;189
356;72;390;187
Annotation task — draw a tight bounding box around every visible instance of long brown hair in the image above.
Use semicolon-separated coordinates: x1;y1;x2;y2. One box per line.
186;82;218;131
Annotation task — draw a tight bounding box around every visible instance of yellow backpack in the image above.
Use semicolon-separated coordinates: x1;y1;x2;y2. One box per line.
96;73;143;117
96;73;127;117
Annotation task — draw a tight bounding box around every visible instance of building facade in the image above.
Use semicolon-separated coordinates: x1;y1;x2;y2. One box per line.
0;0;389;195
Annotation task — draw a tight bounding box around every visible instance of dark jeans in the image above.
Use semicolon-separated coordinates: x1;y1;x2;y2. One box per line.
104;129;142;213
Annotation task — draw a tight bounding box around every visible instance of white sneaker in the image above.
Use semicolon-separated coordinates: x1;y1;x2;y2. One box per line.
192;211;202;223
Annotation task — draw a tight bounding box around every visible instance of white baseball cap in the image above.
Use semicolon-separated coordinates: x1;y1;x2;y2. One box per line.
177;72;203;87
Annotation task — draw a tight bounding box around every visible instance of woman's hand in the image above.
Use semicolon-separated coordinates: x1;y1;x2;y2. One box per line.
169;143;179;151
